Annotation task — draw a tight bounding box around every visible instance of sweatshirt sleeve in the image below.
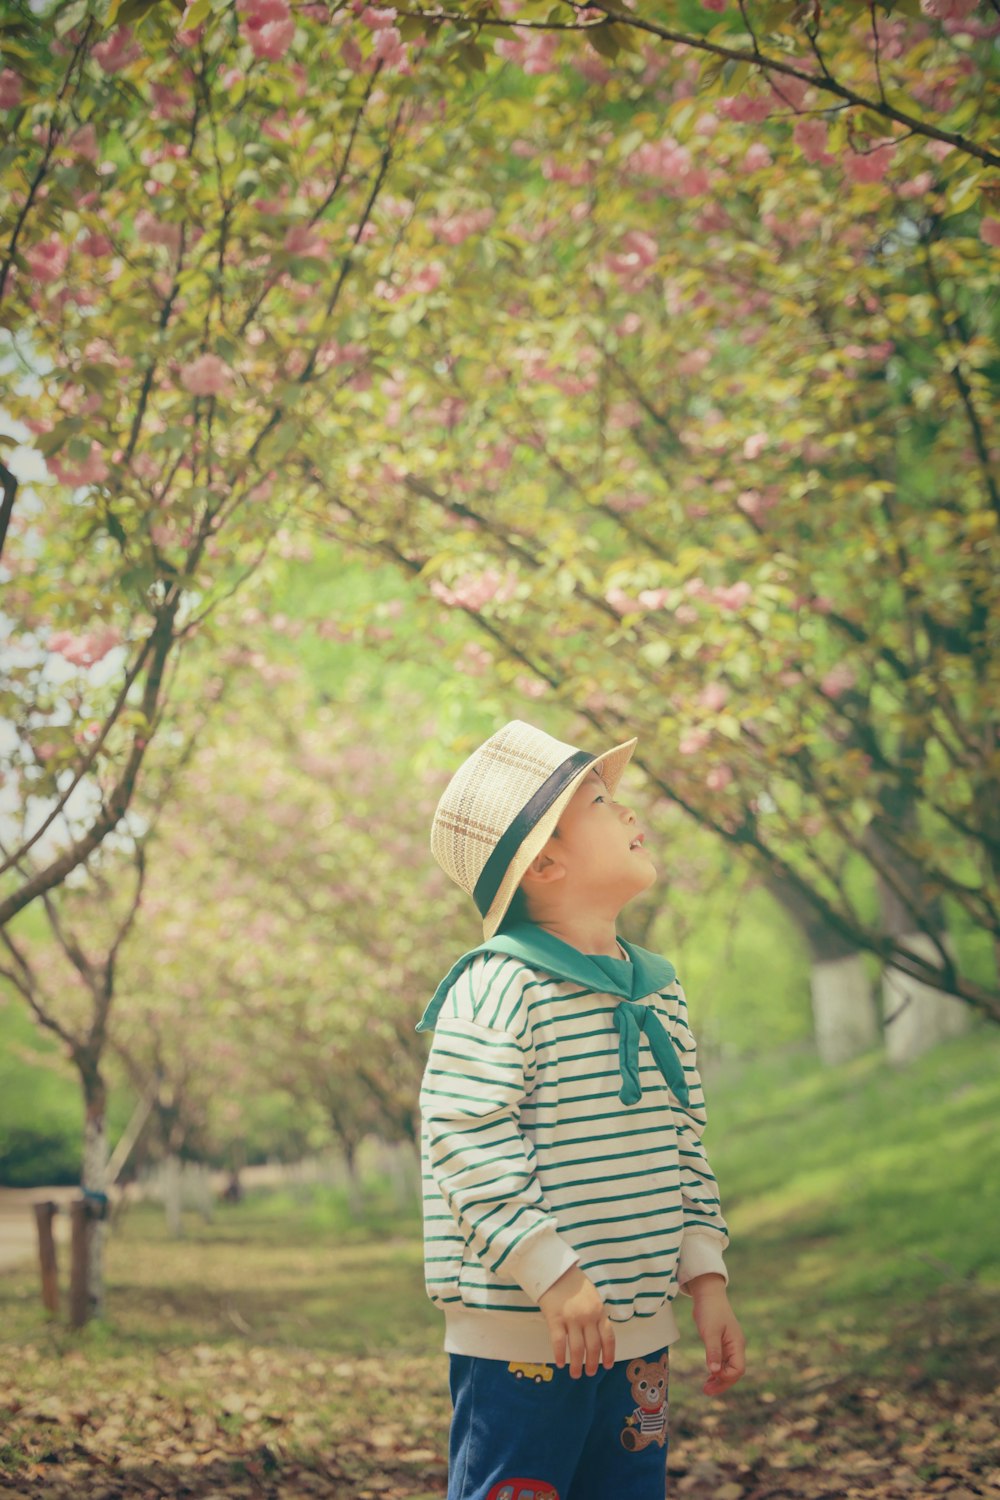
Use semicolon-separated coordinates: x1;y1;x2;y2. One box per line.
420;958;579;1302
669;983;730;1293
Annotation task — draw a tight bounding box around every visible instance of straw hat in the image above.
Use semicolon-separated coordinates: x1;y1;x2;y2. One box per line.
431;720;638;938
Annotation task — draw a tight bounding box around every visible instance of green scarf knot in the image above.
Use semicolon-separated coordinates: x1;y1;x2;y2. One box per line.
613;1001;690;1108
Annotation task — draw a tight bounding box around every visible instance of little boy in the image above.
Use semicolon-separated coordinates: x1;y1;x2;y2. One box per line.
417;720;745;1500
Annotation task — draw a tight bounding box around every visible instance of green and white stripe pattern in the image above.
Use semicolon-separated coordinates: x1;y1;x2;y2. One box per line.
420;952;729;1357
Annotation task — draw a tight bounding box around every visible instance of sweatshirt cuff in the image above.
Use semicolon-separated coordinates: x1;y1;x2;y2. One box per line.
503;1223;581;1302
676;1228;729;1296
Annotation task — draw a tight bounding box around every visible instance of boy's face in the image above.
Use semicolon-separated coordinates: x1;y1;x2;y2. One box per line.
539;767;656;907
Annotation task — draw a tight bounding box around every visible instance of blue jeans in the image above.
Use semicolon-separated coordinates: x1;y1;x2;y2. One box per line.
447;1347;670;1500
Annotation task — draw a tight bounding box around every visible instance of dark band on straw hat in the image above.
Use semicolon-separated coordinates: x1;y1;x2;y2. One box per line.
472;749;595;917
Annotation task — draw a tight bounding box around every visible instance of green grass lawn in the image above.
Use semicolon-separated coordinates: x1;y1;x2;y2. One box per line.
1;1028;998;1498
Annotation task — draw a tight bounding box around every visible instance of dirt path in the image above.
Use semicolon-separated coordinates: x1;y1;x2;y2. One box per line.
0;1186;79;1275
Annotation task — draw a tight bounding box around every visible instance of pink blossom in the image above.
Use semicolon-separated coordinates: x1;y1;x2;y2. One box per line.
430;568;517;611
980;217;1000;248
678;729;711;756
744;143;773;172
638;588;670;610
769;75;811;111
606;492;648;514
608;402;641;432
541;158;592;187
743;432;768;459
515;673;549;700
698;682;730;711
921;0;976;16
360;5;398;26
820;663;856;698
239;0;295;58
26;237;69;283
135;210;182;255
705;765;733;791
69;124;98;161
718;93;772;123
712;580;753;611
458;642;493;677
606;228;659;282
574;53;611;86
151;82;186;118
341;33;363;70
898;171;934;200
410;261;444;294
843;143;894;185
47;441;110;488
49;625;121;668
702;0;726;10
495;30;557;75
251;16;296;59
284;223;327;257
80;231;113;257
628;138;708;197
371;25;407;68
736;488;766;522
320;339;364;367
677;347;711;377
92;27;141;73
0;68;22;109
429;207;495;245
180;352;234;397
617;312;642;337
605;586;641;616
674;603;698;625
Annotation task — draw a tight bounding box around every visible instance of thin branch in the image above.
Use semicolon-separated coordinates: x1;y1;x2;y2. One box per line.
0;929;79;1049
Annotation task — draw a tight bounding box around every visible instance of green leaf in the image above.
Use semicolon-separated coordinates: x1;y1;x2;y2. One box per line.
181;0;211;26
115;0;165;26
943;176;981;217
454;39;486;74
55;0;89;37
586;21;622;59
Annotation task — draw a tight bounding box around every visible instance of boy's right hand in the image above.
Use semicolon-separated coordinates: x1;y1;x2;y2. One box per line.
538;1265;616;1378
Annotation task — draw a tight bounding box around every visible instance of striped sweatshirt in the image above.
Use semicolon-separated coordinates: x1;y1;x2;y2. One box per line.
417;924;729;1362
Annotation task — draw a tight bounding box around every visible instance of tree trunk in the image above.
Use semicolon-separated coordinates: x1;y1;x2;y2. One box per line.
80;1068;109;1320
881;930;970;1065
765;876;880;1065
163;1152;183;1237
867;789;971;1064
343;1138;364;1220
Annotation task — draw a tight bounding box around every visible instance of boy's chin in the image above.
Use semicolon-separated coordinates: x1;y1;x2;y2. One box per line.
627;860;658;894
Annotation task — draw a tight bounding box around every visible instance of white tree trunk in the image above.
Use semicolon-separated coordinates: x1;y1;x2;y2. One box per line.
882;931;971;1065
82;1108;108;1319
163;1153;183;1237
810;953;880;1066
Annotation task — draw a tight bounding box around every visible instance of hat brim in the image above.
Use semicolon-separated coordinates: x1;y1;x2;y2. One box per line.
481;736;638;939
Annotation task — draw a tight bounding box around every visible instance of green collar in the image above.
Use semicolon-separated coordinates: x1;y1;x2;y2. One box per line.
416;922;677;1034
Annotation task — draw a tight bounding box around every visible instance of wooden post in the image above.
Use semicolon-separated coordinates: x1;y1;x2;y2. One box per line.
33;1201;59;1317
69;1198;90;1329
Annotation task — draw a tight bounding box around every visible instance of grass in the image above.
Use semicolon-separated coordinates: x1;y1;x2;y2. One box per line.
1;1029;999;1497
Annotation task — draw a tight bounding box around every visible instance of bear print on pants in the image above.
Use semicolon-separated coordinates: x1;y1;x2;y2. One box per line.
620;1352;669;1451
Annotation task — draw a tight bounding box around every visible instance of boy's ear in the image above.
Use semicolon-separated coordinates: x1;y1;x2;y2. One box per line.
522;848;565;887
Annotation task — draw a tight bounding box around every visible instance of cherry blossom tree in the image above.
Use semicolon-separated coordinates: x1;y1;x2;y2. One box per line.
2;0;997;1059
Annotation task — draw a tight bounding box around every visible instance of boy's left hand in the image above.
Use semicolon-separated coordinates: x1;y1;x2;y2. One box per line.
686;1273;746;1396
